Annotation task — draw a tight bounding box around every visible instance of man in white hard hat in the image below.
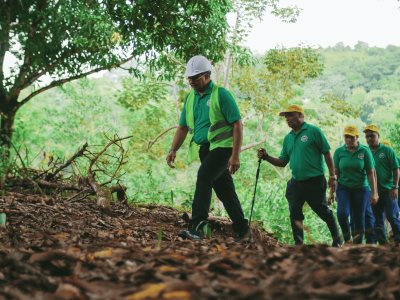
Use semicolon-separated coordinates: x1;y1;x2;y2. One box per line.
166;55;249;240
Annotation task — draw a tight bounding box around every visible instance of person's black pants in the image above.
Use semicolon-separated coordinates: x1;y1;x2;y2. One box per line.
190;144;248;234
285;175;341;245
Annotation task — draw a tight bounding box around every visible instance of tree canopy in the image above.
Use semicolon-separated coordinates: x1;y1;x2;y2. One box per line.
0;0;231;153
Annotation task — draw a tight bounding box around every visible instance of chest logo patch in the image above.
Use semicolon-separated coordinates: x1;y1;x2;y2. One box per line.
379;153;385;159
301;135;308;142
206;100;210;107
358;153;364;160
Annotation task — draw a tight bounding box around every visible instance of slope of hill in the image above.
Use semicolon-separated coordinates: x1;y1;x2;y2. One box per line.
1;192;400;299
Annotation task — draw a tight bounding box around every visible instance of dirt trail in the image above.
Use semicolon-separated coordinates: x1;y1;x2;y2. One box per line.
1;192;399;300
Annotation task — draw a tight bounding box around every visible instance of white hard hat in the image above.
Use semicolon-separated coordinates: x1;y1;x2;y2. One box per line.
184;55;212;77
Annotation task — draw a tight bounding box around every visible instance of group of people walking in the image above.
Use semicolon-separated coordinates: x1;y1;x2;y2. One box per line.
258;115;399;246
166;54;399;246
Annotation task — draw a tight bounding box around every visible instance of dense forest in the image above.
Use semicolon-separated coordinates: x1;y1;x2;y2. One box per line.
9;43;400;245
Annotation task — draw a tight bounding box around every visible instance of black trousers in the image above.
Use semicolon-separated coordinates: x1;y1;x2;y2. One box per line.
285;175;340;245
190;144;248;234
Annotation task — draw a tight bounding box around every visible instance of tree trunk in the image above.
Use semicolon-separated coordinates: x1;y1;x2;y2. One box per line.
0;100;18;160
223;10;241;89
223;50;232;89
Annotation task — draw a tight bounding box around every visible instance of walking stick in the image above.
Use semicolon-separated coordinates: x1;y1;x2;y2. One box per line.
249;158;262;226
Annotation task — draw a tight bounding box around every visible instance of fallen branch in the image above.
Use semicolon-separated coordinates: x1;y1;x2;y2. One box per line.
241;136;268;152
88;135;132;172
44;142;88;181
67;188;93;202
110;184;127;205
181;212;231;224
87;173;110;208
88;135;132;207
147;126;177;151
7;135;132;207
36;179;81;191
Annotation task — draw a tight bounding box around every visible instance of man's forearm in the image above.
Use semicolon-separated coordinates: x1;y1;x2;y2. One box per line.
393;168;400;187
264;154;287;167
232;120;243;157
170;126;189;152
323;152;336;176
367;169;377;194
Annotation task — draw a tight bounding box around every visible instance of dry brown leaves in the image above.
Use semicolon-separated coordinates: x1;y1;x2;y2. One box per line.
1;191;400;300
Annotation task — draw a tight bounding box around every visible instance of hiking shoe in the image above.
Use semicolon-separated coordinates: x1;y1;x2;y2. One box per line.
331;241;342;248
178;230;202;241
331;238;343;248
234;227;251;242
179;220;209;241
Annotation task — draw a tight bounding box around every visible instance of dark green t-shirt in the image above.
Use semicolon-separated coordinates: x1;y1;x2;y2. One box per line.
179;81;241;145
334;144;375;188
371;144;399;190
279;122;331;181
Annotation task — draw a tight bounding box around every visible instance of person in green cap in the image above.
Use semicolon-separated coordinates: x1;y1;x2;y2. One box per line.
257;105;341;247
333;125;378;244
364;125;400;244
166;55;249;241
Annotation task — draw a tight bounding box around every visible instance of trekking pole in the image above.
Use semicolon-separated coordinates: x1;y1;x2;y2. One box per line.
249;158;262;226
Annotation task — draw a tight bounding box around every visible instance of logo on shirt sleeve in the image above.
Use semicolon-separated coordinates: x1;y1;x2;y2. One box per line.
358;153;364;160
301;135;308;142
379;153;385;159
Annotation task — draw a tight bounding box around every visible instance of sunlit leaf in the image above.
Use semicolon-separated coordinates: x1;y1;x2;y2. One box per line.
125;283;167;300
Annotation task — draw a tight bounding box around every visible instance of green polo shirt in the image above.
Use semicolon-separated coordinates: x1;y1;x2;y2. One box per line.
279;122;331;181
179;81;241;145
333;144;375;188
371;144;399;190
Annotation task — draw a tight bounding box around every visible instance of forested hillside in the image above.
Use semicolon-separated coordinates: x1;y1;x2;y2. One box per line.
7;43;400;245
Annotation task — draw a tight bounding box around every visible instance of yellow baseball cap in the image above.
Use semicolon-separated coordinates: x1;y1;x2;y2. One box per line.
344;125;359;137
363;124;379;133
279;105;304;116
381;139;392;147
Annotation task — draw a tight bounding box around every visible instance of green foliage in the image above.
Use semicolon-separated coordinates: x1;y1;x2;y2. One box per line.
0;213;6;227
321;93;360;119
263;47;323;101
381;121;400;155
225;0;300;73
117;77;169;112
1;0;231;92
304;44;400;124
229;0;300;46
264;47;323;81
232;47;324;114
203;223;213;239
0;0;233;153
229;45;258;67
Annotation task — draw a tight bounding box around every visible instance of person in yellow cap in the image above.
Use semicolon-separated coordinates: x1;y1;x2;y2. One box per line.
381;140;400;188
333;125;378;244
166;55;249;241
364;125;400;244
381;140;392;147
257;105;341;247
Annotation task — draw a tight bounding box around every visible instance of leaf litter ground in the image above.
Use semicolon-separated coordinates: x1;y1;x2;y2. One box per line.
1;192;400;300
